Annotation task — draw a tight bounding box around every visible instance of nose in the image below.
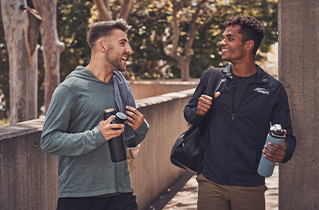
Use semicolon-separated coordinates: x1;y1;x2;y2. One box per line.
220;39;226;46
126;43;132;54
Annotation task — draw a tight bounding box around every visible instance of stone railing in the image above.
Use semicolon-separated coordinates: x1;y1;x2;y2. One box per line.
0;88;196;210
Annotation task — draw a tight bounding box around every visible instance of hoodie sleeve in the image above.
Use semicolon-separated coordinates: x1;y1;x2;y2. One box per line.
40;84;106;156
127;119;149;147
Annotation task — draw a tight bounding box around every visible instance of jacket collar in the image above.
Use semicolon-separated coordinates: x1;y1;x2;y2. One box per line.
221;64;268;84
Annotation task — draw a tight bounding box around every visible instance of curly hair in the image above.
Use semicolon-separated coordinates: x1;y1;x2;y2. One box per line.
87;19;131;48
223;15;265;55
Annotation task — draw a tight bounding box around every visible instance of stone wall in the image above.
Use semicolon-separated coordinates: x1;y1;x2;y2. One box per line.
0;89;195;210
0;119;58;210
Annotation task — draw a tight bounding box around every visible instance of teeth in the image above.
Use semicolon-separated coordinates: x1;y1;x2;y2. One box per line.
222;49;229;52
122;57;126;60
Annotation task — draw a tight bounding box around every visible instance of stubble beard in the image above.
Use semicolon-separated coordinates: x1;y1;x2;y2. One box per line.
105;44;126;72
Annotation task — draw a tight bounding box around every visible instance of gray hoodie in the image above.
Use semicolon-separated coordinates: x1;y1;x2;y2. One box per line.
41;66;149;198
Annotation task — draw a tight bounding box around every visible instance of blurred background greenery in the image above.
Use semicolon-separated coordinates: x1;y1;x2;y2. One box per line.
0;0;278;122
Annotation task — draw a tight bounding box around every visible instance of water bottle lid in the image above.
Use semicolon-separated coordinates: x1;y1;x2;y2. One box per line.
104;108;117;114
116;112;127;120
269;124;285;138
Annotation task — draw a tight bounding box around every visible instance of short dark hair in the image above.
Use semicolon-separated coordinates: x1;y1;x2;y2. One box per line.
223;15;265;55
87;19;131;48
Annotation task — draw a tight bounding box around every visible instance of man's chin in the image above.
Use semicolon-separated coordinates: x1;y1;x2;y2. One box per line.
117;67;126;72
221;56;230;62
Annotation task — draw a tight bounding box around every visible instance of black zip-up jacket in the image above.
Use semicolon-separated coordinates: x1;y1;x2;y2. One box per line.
184;64;296;186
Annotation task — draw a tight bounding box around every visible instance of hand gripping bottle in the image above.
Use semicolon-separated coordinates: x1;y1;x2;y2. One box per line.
258;124;285;177
108;112;127;162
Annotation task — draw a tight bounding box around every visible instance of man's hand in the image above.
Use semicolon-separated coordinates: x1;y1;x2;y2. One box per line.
263;131;287;162
99;115;124;141
125;106;144;130
196;92;220;116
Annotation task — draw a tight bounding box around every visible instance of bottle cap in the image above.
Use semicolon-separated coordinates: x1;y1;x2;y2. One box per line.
104;108;117;114
269;124;285;138
116;112;127;120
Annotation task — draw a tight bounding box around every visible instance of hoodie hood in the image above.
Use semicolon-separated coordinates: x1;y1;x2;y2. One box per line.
65;66;105;83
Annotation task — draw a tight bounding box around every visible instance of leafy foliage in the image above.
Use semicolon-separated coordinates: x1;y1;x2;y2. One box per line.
0;0;278;120
57;0;95;81
126;1;175;79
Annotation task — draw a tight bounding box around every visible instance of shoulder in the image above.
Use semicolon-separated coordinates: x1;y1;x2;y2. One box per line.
258;68;287;100
52;79;79;100
199;68;212;84
258;66;285;89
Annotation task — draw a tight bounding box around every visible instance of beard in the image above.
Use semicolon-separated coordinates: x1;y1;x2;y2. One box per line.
105;44;126;72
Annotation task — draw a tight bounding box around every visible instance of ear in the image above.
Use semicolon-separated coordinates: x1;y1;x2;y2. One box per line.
97;39;106;52
245;40;255;51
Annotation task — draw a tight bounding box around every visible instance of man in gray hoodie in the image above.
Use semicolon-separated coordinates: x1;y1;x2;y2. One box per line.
41;19;149;210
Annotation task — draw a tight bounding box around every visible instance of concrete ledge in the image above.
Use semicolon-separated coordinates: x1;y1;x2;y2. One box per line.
129;79;199;85
129;80;198;100
0;117;44;140
136;88;195;108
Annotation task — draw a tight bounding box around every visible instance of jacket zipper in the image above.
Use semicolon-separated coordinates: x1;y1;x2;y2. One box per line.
223;77;257;184
224;113;236;185
222;67;268;185
223;76;235;184
224;76;266;185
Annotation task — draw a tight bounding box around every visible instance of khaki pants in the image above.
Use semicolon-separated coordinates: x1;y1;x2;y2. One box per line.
197;173;267;210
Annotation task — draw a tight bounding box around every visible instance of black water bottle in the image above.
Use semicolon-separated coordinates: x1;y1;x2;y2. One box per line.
108;112;127;162
104;108;117;121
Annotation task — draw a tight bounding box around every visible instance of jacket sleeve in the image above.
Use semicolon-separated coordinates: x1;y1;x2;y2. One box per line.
184;70;210;125
271;85;297;163
40;85;106;156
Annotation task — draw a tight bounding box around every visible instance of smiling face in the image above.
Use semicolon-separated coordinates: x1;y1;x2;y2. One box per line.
103;28;132;72
220;25;248;63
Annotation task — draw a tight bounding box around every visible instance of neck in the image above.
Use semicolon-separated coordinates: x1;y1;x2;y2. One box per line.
231;60;257;77
85;57;114;83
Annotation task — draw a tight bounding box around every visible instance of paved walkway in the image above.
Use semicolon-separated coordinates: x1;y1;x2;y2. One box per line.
146;165;278;210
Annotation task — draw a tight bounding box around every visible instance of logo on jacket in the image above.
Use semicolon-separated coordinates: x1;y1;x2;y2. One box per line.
254;88;269;95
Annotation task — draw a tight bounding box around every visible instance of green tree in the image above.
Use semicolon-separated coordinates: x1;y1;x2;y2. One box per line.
57;0;94;81
0;0;278;122
126;0;278;80
189;0;278;78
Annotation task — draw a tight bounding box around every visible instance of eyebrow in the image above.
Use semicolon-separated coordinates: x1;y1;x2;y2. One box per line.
222;33;235;38
119;38;129;44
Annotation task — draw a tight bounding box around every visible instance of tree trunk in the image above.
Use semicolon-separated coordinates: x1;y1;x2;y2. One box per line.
1;1;41;124
163;0;208;81
33;0;65;114
180;56;191;81
95;0;132;21
119;0;133;20
95;0;112;21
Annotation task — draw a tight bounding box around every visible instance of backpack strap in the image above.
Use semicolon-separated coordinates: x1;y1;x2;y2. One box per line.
197;67;223;174
206;67;224;97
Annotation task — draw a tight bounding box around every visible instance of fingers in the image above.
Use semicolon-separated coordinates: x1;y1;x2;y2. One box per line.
105;115;115;123
125;106;144;130
99;116;124;141
263;139;286;162
196;94;213;116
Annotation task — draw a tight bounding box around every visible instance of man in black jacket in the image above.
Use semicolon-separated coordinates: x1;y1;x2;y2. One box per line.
184;15;296;210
